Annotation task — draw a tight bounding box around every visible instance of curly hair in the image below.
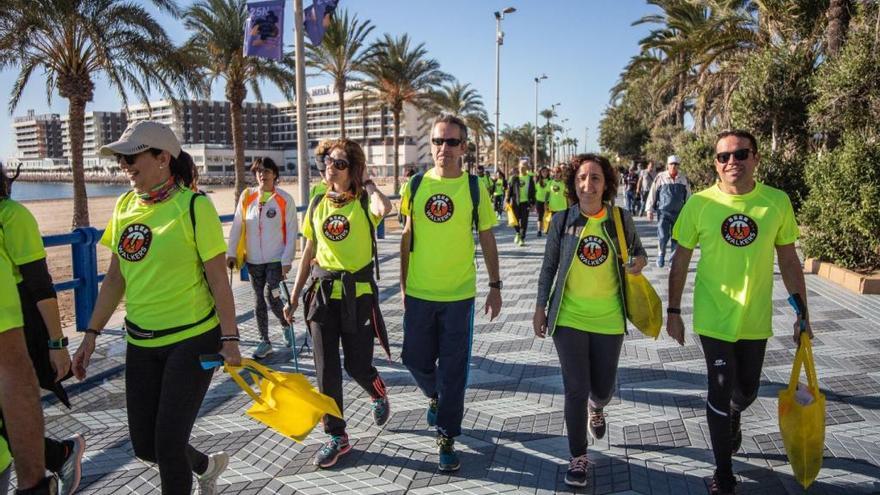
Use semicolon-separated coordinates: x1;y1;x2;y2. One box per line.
314;138;367;196
565;153;619;205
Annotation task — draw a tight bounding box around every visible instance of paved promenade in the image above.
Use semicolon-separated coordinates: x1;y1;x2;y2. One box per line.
42;213;880;494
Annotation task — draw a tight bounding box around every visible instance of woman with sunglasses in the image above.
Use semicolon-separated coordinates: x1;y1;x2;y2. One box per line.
226;157;298;359
534;154;647;488
72;121;241;494
284;139;393;469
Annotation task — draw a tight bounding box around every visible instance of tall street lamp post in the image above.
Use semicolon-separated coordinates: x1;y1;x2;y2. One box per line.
547;102;560;166
533;74;547;169
494;7;516;174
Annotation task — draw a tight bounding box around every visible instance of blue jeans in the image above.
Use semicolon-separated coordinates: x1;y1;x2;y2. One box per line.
625;190;638;213
402;296;475;438
657;212;678;257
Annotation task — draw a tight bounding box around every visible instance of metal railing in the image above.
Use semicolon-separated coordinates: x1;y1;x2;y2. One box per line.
47;198;397;330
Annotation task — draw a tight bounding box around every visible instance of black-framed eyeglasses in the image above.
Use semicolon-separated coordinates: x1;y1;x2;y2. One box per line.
431;137;463;147
323;155;350;170
715;148;753;163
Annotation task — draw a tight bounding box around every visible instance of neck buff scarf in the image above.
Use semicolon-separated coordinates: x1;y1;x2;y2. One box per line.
326;189;355;208
137;176;179;204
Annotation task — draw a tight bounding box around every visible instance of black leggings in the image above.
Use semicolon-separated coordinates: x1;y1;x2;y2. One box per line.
699;335;767;487
126;326;220;494
493;195;504;215
513;202;530;239
553;326;624;457
535;202;546;234
309;296;386;437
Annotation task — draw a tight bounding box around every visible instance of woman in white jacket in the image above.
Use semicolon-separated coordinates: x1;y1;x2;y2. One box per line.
226;157;298;359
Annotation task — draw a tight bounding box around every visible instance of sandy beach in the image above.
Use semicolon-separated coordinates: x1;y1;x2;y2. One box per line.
23;181;403;333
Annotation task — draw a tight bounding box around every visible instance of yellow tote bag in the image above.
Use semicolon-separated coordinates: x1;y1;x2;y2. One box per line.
542;208;553;233
226;358;342;442
611;207;662;338
505;203;519;227
778;333;825;488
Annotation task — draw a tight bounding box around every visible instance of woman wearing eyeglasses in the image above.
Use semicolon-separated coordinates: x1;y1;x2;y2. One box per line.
226;157;298;359
71;121;241;494
283;138;392;469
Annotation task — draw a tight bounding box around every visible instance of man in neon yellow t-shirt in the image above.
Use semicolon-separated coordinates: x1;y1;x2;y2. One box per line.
666;129;812;495
400;114;502;472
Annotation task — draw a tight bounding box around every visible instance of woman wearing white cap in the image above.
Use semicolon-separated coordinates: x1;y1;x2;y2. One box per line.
71;120;241;494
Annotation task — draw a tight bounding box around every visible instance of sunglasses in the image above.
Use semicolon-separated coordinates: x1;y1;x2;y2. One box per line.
715;148;753;163
431;137;463;147
323;156;350;170
115;149;157;166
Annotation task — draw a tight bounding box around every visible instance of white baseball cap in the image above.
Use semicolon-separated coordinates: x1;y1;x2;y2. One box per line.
667;155;681;165
100;121;181;159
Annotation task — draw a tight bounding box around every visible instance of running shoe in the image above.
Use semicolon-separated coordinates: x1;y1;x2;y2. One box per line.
372;396;391;426
196;451;228;495
588;407;607;440
656;254;665;268
253;341;273;359
426;397;439;427
514;233;521;245
709;472;735;495
314;434;351;468
436;435;460;472
564;454;589;487
57;434;85;495
283;325;294;348
730;411;742;455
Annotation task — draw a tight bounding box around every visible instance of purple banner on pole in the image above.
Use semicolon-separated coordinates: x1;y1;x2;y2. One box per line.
244;0;285;61
304;0;339;45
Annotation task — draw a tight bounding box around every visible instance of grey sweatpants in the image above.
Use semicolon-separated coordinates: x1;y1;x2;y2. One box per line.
247;262;288;342
553;325;624;457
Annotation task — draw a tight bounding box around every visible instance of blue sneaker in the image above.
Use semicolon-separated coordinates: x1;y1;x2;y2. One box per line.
283;326;294;348
436;435;460;472
372;396;391;426
656;254;665;268
253;341;273;359
314;434;351;468
426;398;439;427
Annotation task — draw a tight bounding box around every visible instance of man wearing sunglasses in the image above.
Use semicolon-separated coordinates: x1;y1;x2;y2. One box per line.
400;114;502;473
645;155;691;268
665;130;812;495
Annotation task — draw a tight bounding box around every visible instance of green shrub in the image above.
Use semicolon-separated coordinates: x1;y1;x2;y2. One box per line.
756;150;809;213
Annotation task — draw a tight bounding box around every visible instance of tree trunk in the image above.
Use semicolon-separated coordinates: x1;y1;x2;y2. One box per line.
228;82;247;206
67;97;90;228
337;78;347;139
392;108;401;195
826;0;851;58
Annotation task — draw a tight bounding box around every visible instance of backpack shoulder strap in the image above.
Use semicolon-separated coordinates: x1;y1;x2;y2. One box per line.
359;191;380;280
408;172;425;252
468;173;480;234
189;190;206;233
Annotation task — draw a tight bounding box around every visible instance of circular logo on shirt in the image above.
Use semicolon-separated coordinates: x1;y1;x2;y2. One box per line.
551;185;561;193
322;214;350;241
721;214;759;247
266;207;277;218
424;194;454;223
577;235;609;266
118;224;152;262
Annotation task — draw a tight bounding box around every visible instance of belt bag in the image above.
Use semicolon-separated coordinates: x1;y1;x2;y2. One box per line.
125;307;217;340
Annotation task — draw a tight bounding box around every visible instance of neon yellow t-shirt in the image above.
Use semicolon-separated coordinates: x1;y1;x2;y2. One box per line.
0;200;47;284
556;208;625;334
515;175;530;204
673;182;799;342
547;179;568;212
101;188;227;347
477;174;493;193
401;169;497;301
535;179;550;202
302;195;380;299
493;178;504;197
309;181;328;203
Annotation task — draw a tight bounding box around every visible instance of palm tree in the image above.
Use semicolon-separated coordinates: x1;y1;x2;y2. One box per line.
432;81;485;116
305;9;374;139
183;0;296;203
361;34;450;193
463;110;493;168
0;0;202;227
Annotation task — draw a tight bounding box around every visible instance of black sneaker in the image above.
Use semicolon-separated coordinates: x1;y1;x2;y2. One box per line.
730;411;742;455
588;407;607;440
564;454;589;487
436;435;460;472
709;472;736;495
372;396;391;426
426;397;439;427
313;434;351;468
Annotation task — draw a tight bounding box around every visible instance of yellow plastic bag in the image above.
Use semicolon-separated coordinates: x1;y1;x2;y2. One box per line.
505;203;518;227
779;333;825;488
227;358;342;442
542;208;553;234
611;207;662;338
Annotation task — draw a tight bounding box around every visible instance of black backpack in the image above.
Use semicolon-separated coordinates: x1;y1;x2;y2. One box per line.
407;171;480;252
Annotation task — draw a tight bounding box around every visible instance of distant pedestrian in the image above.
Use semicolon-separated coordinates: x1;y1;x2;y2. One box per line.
534;166;551;237
636;161;657;216
646;155;691;267
507;161;536;246
623;164;640;213
492;170;506;217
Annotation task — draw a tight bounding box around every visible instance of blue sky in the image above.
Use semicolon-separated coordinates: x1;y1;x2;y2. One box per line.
0;0;658;160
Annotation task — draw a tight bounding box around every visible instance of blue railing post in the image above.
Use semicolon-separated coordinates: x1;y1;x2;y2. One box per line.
71;227;100;330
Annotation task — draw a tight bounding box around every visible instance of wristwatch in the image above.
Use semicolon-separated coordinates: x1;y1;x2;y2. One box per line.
47;337;69;349
488;280;503;290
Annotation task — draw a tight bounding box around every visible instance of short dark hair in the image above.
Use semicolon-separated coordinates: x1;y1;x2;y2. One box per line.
431;114;468;143
565;153;619;204
716;129;759;153
250;156;280;179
